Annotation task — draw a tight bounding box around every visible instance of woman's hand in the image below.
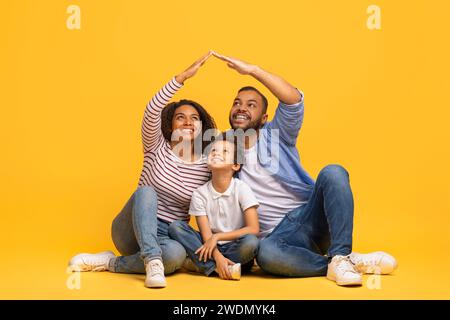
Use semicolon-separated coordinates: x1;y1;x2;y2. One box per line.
195;234;218;262
212;51;257;75
214;251;235;280
176;51;213;84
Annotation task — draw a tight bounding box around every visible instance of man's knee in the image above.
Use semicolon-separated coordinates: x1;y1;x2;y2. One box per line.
318;164;349;186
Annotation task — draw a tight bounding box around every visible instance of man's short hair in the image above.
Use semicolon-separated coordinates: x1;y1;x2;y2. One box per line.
238;86;268;113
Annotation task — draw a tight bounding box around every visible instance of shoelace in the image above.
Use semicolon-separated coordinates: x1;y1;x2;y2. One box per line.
335;256;359;275
353;254;382;267
149;261;164;276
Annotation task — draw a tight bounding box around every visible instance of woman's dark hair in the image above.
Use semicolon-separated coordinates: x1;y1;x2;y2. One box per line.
160;99;217;152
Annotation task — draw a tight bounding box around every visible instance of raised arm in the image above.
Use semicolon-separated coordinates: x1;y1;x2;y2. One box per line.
212;51;305;145
141;51;213;152
142;78;182;152
212;51;301;105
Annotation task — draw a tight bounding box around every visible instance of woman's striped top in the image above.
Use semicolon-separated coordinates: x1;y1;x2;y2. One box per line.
138;77;211;223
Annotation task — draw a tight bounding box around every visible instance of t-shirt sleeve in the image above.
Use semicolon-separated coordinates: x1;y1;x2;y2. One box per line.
238;181;259;212
189;189;207;216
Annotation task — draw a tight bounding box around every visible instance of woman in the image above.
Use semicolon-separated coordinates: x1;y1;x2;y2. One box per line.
69;52;217;288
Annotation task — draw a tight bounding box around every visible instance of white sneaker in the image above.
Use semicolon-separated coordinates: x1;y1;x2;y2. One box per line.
350;251;398;275
145;259;166;288
327;255;362;286
68;250;115;272
228;263;241;280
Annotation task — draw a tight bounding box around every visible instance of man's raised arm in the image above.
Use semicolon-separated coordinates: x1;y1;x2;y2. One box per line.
212;51;302;105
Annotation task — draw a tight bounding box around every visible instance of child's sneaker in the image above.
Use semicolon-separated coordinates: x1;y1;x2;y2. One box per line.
145;259;166;288
228;263;241;280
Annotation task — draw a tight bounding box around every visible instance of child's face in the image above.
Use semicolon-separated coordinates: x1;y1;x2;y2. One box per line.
207;140;238;172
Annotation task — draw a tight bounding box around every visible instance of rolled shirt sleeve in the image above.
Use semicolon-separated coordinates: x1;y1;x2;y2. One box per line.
267;89;305;146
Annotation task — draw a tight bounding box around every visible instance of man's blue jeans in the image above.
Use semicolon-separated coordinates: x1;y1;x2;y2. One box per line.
169;220;259;275
108;186;186;275
256;164;354;277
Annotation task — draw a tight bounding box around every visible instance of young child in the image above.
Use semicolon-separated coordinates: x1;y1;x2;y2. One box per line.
168;133;260;280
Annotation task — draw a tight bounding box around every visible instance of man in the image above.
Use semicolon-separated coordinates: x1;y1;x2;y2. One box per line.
212;51;397;286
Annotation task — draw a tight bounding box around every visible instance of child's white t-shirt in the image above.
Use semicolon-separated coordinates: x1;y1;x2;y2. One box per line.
189;178;259;244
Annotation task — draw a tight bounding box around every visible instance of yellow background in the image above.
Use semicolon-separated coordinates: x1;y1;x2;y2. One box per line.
1;0;449;299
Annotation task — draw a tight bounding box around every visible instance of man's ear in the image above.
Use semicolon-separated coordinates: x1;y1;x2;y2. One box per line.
232;163;241;173
261;113;269;126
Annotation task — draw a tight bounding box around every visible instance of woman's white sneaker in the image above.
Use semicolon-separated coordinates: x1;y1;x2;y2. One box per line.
349;251;398;274
145;259;167;288
327;255;362;286
68;251;116;272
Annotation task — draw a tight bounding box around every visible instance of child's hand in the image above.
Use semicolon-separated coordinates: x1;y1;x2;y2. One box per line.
215;254;234;280
195;234;219;262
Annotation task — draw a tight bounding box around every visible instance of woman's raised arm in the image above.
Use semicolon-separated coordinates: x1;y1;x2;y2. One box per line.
141;51;212;152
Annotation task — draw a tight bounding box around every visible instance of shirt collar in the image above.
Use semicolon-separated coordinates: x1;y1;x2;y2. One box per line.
209;178;235;200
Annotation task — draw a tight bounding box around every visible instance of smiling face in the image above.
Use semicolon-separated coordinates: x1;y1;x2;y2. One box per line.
207;140;241;173
171;104;202;141
229;90;268;131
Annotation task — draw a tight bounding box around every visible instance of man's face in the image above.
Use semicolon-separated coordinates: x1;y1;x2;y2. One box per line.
229;90;268;130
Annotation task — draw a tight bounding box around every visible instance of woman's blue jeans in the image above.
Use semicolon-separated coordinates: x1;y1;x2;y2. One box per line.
108;186;186;275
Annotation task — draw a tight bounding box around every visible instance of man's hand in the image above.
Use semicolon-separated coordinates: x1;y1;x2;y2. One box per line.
212;51;257;75
195;234;218;262
176;50;212;84
212;50;301;105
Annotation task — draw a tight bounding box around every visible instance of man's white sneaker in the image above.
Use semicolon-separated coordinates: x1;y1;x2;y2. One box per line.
68;251;115;272
327;255;362;286
350;251;398;275
145;259;167;288
228;263;241;280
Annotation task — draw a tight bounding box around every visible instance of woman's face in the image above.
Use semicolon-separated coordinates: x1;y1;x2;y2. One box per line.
171;105;202;142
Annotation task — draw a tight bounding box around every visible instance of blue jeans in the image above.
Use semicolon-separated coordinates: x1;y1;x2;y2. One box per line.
108;186;186;275
256;164;354;277
168;220;259;276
